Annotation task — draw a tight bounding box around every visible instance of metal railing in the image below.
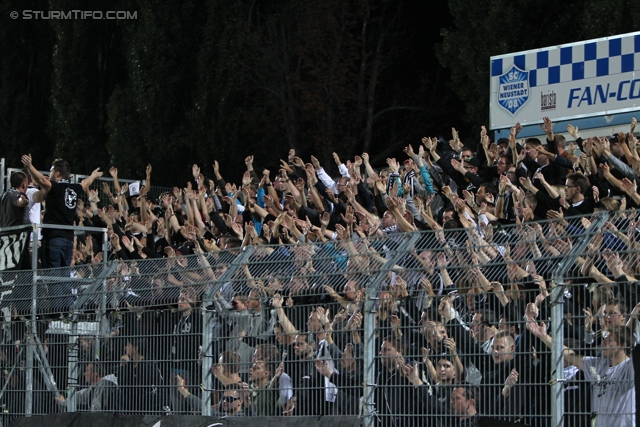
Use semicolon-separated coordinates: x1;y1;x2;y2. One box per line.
0;211;638;426
4;167;171;204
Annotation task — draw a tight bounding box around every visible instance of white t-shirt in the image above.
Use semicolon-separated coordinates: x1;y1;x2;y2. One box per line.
25;186;41;240
583;356;635;427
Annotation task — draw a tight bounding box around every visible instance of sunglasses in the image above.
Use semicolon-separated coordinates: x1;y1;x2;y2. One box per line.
222;395;241;403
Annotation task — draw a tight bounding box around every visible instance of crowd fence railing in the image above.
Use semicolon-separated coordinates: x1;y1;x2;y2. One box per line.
0;210;638;427
4;166;172;207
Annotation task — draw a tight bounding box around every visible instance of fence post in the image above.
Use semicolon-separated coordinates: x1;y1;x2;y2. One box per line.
1;157;5;194
549;213;608;427
24;224;40;416
362;234;420;427
200;247;254;416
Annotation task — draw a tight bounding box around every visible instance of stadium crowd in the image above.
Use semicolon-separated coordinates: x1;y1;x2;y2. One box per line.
1;116;640;426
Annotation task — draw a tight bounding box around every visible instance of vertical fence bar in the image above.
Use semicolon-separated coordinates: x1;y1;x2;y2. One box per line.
548;281;565;427
362;234;420;427
100;228;109;359
201;247;254;416
1;157;5;194
201;309;213;417
25;224;39;415
549;212;608;427
67;323;78;412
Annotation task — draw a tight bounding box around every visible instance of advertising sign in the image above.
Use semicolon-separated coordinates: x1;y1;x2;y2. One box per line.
490;32;640;129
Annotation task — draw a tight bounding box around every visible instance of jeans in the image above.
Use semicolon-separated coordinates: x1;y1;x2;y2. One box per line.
41;237;73;268
41;237;74;314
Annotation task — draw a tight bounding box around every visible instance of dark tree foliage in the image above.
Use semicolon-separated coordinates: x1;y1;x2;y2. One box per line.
49;0;128;174
437;0;640;136
0;1;54;168
15;0;638;185
239;0;450;171
1;0;452;185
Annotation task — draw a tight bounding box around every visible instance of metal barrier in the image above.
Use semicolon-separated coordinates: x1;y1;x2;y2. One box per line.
4;167;171;205
1;158;6;194
0;211;638;427
73;174;173;204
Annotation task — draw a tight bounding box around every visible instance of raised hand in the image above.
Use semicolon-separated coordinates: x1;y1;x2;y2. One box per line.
386;158;399;173
525;302;539;319
567;124;579;139
353;155;363;168
519;176;533;190
540;116;553;137
583;307;596;332
242;171;252;187
292;156;305;169
21;153;33;168
101;182;112;196
452;127;459;144
121;235;134;252
88;189;100;203
525;319;547;338
341;205;355;225
109;233;121;251
420;347;431;365
420;278;433;293
320;211;330;228
442;337;457;355
272;293;284;308
503;369;519;396
90;168;103;180
403;145;415;158
316;306;330;325
164;245;175;258
620;178;637;195
487;143;499;161
310;155;321;171
436;252;449;269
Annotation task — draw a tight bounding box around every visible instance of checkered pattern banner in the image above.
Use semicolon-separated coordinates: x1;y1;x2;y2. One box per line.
490;31;640;130
491;33;640;87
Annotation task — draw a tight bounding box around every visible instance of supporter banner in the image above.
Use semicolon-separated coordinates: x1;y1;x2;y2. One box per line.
12;413;362;427
0;225;29;271
490;31;640;129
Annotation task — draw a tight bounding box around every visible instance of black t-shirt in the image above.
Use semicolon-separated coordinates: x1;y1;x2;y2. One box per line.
42;180;84;241
0;189;27;227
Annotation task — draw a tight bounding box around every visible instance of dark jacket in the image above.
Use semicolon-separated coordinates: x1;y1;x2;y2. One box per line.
118;360;166;413
375;366;444;427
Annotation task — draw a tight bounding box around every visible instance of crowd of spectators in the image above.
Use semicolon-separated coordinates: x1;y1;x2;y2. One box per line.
1;116;640;426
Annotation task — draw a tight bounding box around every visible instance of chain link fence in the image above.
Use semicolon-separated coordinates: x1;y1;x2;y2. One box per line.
0;211;638;426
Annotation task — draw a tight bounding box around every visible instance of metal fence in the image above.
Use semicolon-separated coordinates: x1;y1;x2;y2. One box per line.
4;166;172;205
0;211;638;427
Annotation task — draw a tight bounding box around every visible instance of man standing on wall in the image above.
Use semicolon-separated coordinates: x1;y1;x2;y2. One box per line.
21;154;103;311
21;154;103;267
